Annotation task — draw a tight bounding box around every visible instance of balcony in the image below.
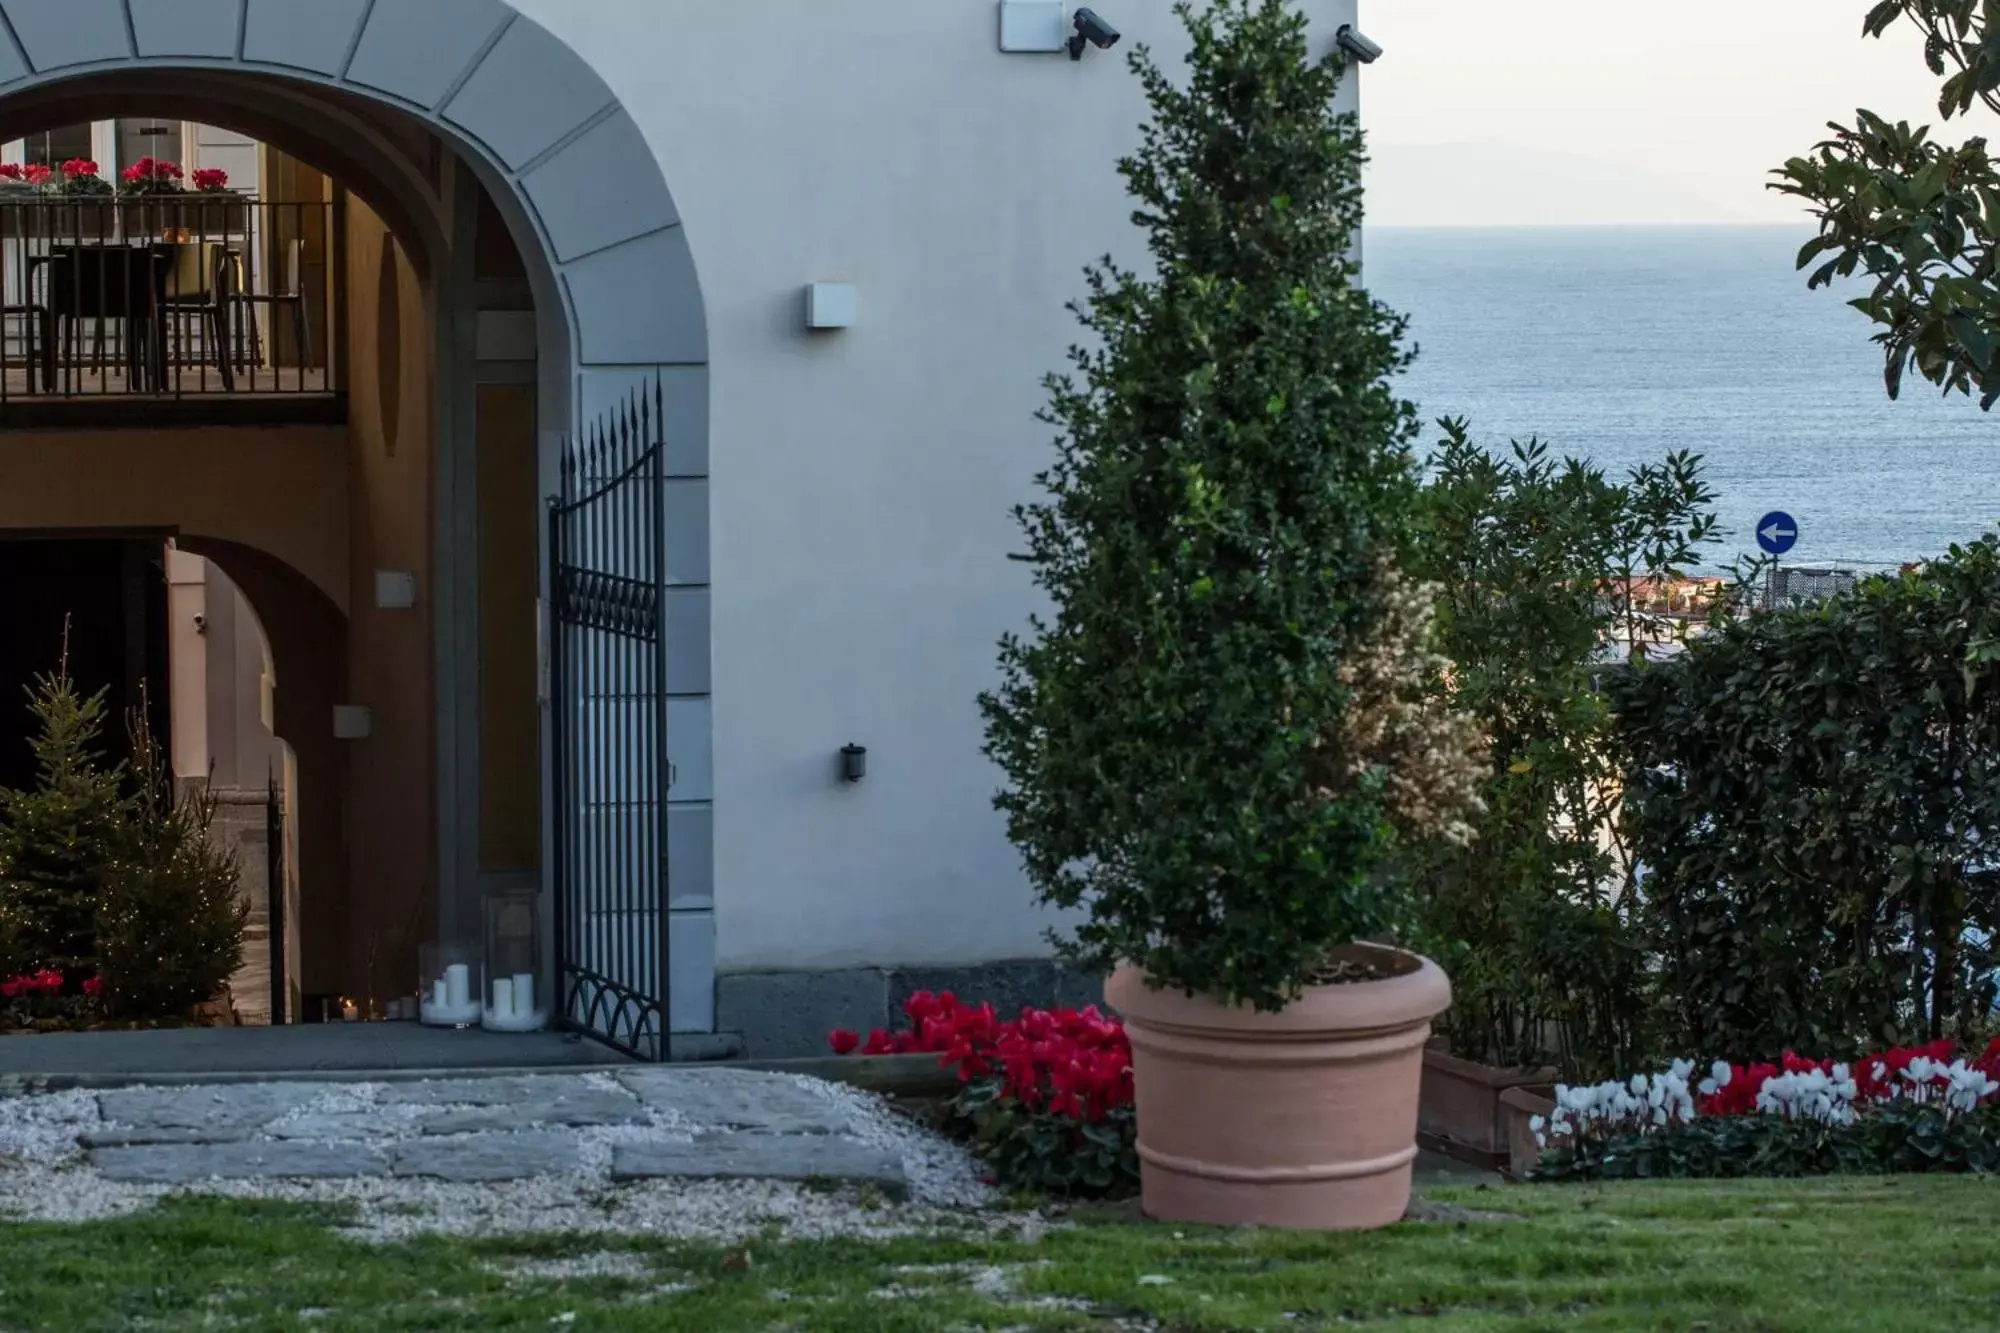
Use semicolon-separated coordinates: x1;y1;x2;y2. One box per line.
0;194;340;428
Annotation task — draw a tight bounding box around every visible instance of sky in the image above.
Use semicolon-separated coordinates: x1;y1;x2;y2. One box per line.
1360;0;1960;227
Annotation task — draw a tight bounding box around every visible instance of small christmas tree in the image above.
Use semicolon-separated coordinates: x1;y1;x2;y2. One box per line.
0;636;129;983
95;700;246;1018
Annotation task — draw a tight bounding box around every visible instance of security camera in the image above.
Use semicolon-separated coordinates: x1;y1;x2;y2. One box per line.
1336;24;1383;64
1069;7;1121;60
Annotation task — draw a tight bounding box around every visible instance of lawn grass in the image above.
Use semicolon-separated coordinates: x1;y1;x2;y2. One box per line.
1;1177;1997;1331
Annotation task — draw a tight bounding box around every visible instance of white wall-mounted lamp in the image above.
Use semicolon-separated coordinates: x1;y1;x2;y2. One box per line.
806;283;857;331
999;0;1066;52
333;706;373;740
375;570;418;610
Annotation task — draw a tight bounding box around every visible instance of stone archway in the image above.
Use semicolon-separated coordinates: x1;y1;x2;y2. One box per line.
0;1;707;362
0;0;716;1033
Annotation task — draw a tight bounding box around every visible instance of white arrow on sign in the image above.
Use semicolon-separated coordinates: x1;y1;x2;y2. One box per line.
1760;520;1795;545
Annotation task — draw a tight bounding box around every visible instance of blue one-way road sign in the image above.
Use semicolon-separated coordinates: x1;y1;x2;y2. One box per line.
1755;511;1799;557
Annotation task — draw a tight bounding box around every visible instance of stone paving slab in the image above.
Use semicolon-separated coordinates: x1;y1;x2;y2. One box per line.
265;1114;389;1142
97;1083;325;1134
75;1128;249;1149
616;1069;861;1136
416;1086;645;1135
610;1133;907;1197
390;1132;582;1182
90;1141;388;1182
376;1075;628;1109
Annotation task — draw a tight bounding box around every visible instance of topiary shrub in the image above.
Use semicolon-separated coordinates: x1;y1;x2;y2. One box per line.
95;705;246;1019
980;0;1480;1011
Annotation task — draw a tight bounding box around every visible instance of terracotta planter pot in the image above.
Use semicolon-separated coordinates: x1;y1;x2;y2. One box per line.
1418;1047;1560;1164
1498;1085;1556;1180
1108;945;1451;1231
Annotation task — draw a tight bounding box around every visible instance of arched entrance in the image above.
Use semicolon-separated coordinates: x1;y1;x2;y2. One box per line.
0;0;713;1049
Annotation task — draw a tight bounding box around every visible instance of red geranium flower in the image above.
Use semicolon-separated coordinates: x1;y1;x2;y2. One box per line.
827;1028;860;1056
83;977;104;998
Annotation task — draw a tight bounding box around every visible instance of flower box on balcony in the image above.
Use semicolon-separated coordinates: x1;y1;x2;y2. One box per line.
120;193;251;241
0;200;116;241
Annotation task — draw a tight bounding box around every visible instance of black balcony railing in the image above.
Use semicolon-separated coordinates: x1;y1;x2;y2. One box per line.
0;194;338;407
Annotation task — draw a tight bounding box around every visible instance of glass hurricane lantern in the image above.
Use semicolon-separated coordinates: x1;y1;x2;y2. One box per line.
481;887;548;1033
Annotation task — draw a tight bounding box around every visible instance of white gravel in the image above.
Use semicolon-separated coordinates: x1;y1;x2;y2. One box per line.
0;1072;1029;1243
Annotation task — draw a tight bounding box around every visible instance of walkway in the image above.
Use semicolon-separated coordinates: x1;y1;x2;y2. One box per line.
0;1068;990;1240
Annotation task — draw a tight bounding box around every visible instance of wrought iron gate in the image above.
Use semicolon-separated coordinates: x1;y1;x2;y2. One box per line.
548;383;673;1059
267;775;287;1025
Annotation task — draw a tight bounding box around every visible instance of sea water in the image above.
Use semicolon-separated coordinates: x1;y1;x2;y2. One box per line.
1367;226;2000;569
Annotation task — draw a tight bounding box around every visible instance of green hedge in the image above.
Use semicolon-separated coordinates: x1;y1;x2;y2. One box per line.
1614;537;2000;1061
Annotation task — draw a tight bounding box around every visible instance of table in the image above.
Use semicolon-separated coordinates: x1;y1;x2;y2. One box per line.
27;241;239;393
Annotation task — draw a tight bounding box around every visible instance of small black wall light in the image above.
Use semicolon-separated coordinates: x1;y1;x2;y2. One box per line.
840;744;868;783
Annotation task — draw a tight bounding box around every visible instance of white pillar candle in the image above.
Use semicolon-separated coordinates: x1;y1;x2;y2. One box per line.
431;979;448;1011
511;972;535;1016
491;976;515;1019
444;964;470;1010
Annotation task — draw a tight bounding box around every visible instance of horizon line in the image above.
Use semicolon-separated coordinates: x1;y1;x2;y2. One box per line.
1364;220;1810;231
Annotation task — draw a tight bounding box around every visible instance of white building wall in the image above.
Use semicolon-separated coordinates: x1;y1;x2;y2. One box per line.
508;1;1363;972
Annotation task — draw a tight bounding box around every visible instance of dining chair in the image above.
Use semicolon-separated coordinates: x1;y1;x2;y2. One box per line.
160;242;236;391
236;236;312;376
1;270;51;393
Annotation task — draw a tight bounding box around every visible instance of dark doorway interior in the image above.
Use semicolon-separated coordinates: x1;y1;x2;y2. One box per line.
0;537;170;794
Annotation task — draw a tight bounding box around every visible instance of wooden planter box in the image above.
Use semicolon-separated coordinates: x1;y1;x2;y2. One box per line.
1418;1045;1559;1168
1498;1084;1557;1180
1;199;116;240
120;193;251;239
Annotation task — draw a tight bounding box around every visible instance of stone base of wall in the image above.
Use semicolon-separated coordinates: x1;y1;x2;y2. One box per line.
715;959;1106;1059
